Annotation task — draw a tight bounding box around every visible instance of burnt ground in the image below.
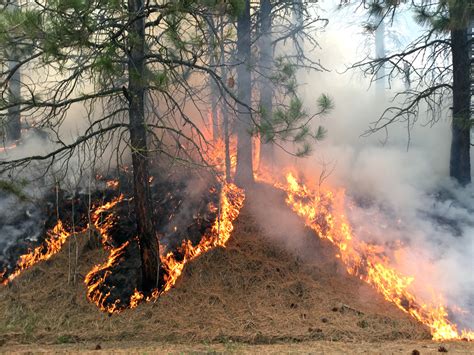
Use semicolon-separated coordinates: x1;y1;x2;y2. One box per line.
1;184;472;353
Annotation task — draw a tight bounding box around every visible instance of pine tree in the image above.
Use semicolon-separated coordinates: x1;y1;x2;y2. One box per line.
353;0;472;185
0;0;243;293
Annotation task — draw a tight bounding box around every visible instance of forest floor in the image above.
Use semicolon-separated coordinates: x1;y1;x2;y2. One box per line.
3;339;474;354
1;184;473;354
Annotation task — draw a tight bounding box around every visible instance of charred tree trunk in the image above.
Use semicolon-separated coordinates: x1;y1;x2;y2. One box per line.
127;0;160;291
235;0;254;186
259;0;274;167
6;0;21;142
449;25;471;185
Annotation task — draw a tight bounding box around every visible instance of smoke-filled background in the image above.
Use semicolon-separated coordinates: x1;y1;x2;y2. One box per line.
250;0;473;331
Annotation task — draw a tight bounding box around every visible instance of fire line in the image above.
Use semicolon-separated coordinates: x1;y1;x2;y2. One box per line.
256;170;473;341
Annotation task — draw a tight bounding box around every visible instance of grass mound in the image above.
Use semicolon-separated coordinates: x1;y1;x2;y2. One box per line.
0;184;429;345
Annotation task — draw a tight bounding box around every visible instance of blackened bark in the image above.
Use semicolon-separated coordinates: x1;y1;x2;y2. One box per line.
450;26;471;185
235;0;254;186
128;0;160;291
259;0;274;166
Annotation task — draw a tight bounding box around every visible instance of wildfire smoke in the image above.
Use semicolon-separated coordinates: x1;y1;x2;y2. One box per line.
257;170;473;341
158;182;245;294
1;220;71;285
83;181;245;313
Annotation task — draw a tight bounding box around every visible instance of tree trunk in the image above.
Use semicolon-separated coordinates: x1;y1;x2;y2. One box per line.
235;0;254;186
259;0;274;167
219;17;232;182
128;0;160;291
470;18;473;116
223;106;232;182
449;26;471;185
6;0;21;142
6;63;21;142
208;16;219;141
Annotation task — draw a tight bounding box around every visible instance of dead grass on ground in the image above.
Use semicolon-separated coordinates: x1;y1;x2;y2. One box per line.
1;184;430;347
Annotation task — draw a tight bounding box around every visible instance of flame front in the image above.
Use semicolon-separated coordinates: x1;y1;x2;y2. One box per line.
264;171;473;341
84;241;131;314
1;220;71;285
91;194;124;246
159;183;245;293
84;182;245;313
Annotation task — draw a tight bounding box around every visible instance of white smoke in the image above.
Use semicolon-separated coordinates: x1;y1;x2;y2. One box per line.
246;0;473;333
287;2;474;330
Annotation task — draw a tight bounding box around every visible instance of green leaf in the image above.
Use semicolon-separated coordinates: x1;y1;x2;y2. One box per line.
295;142;312;157
0;180;29;201
314;126;327;141
317;93;334;113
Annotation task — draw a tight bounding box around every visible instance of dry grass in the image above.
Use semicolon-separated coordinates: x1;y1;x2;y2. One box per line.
1;185;433;348
4;340;474;354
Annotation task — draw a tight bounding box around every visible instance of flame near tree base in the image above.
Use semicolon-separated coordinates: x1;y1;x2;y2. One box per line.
84;182;245;313
0;173;244;314
1;162;472;341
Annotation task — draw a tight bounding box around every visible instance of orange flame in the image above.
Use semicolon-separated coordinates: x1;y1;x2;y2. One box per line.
1;193;124;286
1;220;71;285
84;182;244;313
91;194;124;246
159;183;245;294
204;138;237;180
84;240;131;314
106;179;120;190
260;171;473;341
0;143;18;153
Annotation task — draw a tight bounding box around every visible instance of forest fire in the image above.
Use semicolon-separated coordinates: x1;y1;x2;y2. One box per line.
84;181;244;313
91;194;125;246
0;132;245;314
2;0;473;351
158;183;244;293
0;188;125;286
1;220;71;285
259;170;473;341
84;240;133;313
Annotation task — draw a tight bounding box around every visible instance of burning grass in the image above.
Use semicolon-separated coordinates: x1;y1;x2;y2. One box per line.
84;182;244;313
0;171;245;315
1;143;471;343
257;170;473;341
0;184;432;345
0;220;71;286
